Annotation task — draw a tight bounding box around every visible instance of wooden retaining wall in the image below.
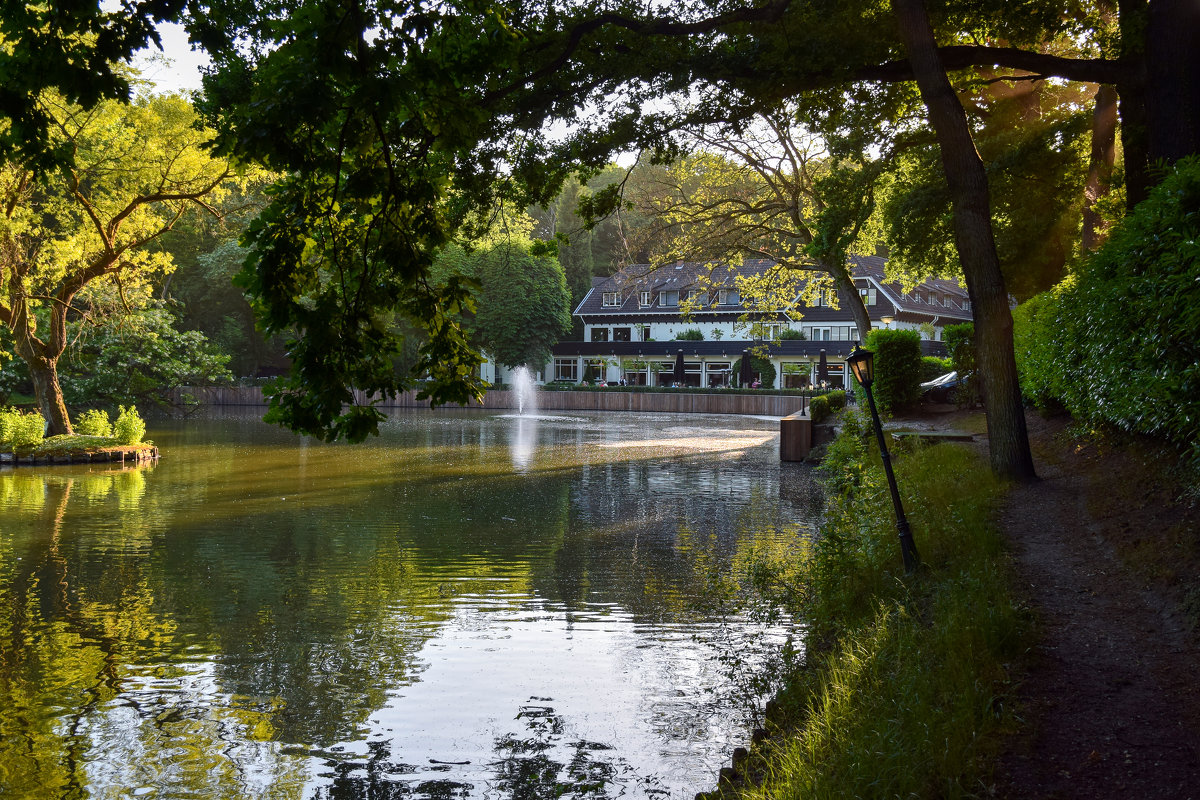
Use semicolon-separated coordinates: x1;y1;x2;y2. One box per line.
165;386;809;418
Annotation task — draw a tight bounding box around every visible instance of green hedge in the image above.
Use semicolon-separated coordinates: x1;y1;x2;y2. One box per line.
863;328;923;416
921;356;953;382
733;354;777;388
1013;156;1200;465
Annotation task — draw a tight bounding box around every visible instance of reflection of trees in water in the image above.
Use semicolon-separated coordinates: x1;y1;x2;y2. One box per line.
311;701;667;800
489;702;665;800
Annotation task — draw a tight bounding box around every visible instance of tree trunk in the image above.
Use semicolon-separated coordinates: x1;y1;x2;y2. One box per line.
892;0;1037;483
1145;0;1200;168
1117;0;1151;208
11;305;73;436
26;356;72;436
1082;84;1119;251
831;267;873;343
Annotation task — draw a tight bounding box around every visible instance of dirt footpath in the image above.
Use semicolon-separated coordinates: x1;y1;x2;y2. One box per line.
972;413;1200;798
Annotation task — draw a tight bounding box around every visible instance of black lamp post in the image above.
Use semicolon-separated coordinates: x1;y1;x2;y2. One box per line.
846;345;920;573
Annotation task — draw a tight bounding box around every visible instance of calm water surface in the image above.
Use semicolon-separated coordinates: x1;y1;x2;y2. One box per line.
0;409;820;799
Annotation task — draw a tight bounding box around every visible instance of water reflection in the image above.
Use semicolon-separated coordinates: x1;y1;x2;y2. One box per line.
0;410;820;799
510;416;536;472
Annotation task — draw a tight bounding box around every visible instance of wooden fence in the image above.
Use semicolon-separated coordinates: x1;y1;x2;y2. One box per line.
164;386;808;418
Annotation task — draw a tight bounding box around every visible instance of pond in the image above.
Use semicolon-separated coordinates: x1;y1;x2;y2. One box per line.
0;409;820;799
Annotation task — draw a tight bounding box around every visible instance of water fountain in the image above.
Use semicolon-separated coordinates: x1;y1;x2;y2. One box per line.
512;365;538;417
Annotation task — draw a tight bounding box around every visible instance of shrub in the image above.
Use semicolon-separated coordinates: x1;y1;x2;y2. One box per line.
863;328;923;416
113;405;147;445
942;323;979;406
1012;157;1200;464
75;408;113;437
675;328;705;340
733;355;777;388
779;328;806;340
921;356;952;382
825;389;847;410
0;407;46;449
810;394;831;423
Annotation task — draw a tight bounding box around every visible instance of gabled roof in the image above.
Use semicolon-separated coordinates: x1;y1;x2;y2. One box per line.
574;257;972;323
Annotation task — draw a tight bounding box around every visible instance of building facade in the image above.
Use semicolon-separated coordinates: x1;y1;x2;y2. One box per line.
497;256;969;390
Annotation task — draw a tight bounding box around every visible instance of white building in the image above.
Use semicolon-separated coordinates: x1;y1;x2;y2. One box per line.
529;256;970;390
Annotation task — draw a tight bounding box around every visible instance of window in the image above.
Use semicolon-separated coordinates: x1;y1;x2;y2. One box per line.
640;325;651;341
687;289;707;305
639;291;651;307
812;289;835;307
962;299;971;310
859;286;877;305
831;326;858;341
754;322;788;339
717;288;739;305
660;290;678;307
554;359;578;382
602;291;621;307
613;327;631;342
591;327;609;342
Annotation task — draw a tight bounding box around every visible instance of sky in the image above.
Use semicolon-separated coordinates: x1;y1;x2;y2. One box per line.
132;22;210;93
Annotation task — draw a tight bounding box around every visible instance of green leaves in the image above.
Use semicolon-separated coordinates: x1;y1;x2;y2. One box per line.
1013;157;1200;466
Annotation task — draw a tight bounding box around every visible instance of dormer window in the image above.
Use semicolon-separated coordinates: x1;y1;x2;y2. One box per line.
660;290;678;307
718;288;739;305
602;291;621;307
639;291;651;307
859;286;877;305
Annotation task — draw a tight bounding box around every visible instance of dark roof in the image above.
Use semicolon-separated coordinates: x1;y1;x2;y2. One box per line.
550;339;949;359
574;257;972;324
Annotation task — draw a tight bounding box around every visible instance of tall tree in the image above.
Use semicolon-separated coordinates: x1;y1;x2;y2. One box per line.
432;237;572;370
628;110;883;340
0;93;231;434
892;0;1036;481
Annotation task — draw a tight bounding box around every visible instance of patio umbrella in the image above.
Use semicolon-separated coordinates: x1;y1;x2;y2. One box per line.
738;349;753;387
817;349;829;386
673;349;686;385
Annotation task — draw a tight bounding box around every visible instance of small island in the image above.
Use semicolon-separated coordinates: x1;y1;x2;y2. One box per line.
0;406;156;468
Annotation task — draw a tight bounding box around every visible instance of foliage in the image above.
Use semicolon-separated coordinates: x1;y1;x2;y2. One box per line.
113;405;147;446
528;167;635;303
0;408;46;449
675;328;705;341
56;306;233;407
433;237;572;369
824;389;847;411
921;356;953;381
880;82;1092;300
736;431;1022;799
164;214;291;379
809;394;831;424
779;328;806;340
627;114;882;340
862;328;923;416
0;93;234;433
74;409;113;438
1013;157;1200;465
943;324;975;376
733;355;777;388
0;0;185;170
943;323;981;406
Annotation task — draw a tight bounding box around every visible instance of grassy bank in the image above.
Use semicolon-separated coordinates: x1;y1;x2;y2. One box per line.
716;411;1027;798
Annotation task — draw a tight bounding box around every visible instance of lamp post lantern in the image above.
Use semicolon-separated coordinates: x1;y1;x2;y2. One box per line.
846;345;920;573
